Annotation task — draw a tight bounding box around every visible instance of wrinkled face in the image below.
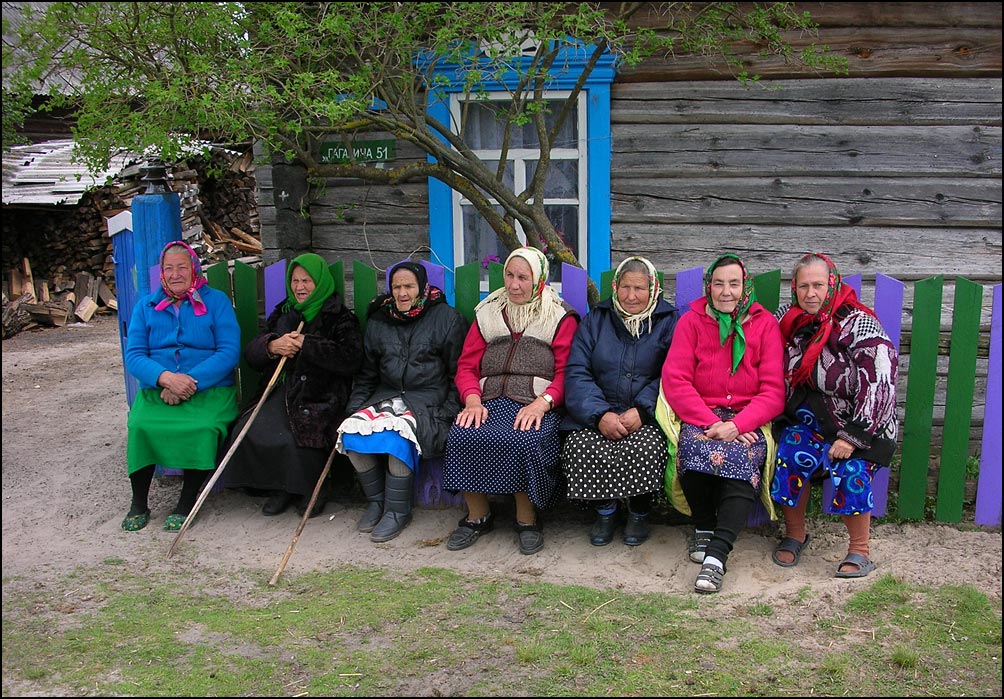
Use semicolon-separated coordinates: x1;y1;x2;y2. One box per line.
504;257;535;305
709;262;744;315
289;265;316;304
794;260;830;315
616;271;651;315
391;268;420;312
162;247;193;297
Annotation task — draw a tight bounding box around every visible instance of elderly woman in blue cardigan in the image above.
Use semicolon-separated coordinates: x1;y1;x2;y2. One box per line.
561;257;679;547
122;241;241;532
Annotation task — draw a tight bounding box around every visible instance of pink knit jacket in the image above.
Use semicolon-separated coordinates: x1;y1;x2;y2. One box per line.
661;297;785;435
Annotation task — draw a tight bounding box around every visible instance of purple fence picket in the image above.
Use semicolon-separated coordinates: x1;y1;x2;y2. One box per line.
561;263;589;317
264;258;287;318
820;273;902;517
975;283;1002;526
675;267;703;309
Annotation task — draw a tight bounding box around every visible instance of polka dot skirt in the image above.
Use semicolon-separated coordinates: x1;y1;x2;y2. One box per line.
443;396;563;510
562;424;667;500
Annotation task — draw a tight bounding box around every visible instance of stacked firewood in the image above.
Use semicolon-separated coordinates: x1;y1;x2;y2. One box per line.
1;147;260;338
1;257;117;337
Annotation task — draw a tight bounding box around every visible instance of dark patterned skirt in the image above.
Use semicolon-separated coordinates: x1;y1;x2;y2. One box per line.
771;403;880;515
678;407;767;491
443;396;563;510
223;388;329;497
562;424;667;500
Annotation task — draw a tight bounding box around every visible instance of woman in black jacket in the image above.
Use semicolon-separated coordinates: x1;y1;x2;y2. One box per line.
225;253;363;518
337;261;468;543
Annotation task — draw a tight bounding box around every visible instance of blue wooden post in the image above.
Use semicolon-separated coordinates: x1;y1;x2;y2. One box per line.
108;161;182;406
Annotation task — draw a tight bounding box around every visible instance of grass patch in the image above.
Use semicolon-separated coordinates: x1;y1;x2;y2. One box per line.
3;565;1001;696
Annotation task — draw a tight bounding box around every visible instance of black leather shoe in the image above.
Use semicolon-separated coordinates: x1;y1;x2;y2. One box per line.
622;512;651;546
515;518;544;555
589;513;617;546
262;491;294;516
447;512;495;551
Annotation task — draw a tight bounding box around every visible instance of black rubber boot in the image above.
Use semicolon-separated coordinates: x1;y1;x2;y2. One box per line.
370;471;413;543
356;467;385;533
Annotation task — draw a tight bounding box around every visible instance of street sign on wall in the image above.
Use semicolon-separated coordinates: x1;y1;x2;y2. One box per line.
319;139;395;163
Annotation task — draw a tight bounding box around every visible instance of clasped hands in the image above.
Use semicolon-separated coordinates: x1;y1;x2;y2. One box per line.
267;331;304;359
158;371;198;406
597;408;642;440
704;419;760;445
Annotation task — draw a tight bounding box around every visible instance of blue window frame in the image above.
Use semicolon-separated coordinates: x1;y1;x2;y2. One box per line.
426;41;618;298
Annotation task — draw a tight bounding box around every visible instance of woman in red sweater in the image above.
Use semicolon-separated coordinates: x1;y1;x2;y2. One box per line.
659;254;785;593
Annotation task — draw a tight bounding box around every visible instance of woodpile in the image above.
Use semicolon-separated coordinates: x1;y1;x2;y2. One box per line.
1;257;117;337
2;146;259;339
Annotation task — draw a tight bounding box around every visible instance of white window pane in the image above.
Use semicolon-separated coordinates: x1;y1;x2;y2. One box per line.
526;160;579;200
462;99;577;150
461;205;509;280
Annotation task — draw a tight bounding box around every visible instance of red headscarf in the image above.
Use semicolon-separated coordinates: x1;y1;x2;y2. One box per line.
778;253;874;386
153;240;209;316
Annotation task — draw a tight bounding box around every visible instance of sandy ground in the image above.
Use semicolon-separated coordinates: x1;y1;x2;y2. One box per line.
2;313;1001;609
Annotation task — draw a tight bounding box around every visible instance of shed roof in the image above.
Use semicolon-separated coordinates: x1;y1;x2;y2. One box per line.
2;139;141;206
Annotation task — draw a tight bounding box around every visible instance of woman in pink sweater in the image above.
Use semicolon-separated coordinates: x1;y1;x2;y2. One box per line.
660;254;785;593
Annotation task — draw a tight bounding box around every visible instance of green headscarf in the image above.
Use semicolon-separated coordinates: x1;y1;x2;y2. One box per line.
704;253;757;374
282;253;335;323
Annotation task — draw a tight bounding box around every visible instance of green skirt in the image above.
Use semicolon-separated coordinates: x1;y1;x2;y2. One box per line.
127;386;238;475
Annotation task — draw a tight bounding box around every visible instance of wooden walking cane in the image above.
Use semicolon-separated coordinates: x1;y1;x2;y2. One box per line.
168;320;304;558
268;445;337;586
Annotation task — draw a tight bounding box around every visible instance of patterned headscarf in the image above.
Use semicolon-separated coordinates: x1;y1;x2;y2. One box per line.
154;240;209;316
369;261;445;324
475;246;564;333
281;253;335;323
611;256;660;338
778;252;876;386
704;253;756;374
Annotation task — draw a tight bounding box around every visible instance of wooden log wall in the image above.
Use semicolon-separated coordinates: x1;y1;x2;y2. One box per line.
257;135;431;307
255;2;1002;466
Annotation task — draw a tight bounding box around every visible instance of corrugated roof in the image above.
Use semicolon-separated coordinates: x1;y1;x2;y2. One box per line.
2;139;141;206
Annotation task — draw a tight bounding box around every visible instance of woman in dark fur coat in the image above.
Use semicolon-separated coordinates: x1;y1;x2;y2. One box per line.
225;253;363;518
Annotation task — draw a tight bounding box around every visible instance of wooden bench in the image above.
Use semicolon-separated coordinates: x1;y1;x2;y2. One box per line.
141;257;1000;527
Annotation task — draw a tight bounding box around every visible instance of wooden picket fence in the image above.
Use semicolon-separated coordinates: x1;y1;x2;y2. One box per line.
195;257;1001;527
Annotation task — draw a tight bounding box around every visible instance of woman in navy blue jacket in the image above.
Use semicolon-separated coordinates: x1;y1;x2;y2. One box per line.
560;257;679;546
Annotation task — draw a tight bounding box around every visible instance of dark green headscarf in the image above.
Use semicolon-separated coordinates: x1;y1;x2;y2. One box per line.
704;253;757;374
282;253;335;323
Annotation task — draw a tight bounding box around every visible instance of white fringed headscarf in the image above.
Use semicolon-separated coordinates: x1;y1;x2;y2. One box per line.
611;256;660;338
475;246;565;334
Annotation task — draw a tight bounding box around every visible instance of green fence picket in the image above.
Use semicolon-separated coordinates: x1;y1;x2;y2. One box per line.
937;277;982;522
352;261;377;332
232;260;260;408
488;261;504;293
753;269;781;314
599;270;614;301
205;261;232;301
898;275;943;519
455;262;481;324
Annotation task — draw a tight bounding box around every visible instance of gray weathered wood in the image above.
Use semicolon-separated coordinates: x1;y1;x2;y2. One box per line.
611;178;1001;227
613;224;1002;279
611;124;1001;178
612;78;1002;126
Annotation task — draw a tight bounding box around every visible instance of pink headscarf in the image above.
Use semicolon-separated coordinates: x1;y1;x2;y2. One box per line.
153;240;209;316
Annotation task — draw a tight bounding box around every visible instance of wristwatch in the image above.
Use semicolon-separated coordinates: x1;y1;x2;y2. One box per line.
540;393;554;408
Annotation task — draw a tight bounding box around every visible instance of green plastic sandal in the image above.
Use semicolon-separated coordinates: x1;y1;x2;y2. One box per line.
163;514;186;532
121;510;150;532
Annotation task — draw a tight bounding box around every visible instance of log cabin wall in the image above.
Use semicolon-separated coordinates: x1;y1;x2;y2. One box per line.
256;2;1001;472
